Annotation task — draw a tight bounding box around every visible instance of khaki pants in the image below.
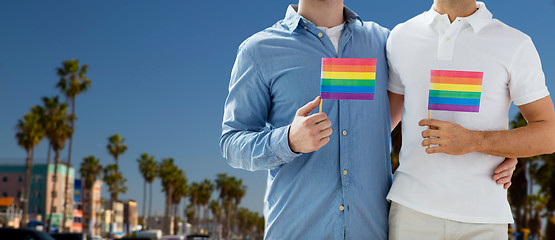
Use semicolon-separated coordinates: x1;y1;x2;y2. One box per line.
389;202;508;240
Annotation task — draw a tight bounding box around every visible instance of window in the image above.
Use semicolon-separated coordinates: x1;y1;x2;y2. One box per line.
34;205;40;213
34;191;41;198
18;175;23;183
2;176;7;182
17;191;21;199
33;175;42;183
2;192;7;197
52;175;56;181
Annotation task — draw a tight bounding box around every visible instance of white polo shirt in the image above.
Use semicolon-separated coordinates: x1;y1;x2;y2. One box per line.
386;2;549;223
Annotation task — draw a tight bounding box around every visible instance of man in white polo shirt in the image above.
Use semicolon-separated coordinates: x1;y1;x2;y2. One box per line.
386;0;555;239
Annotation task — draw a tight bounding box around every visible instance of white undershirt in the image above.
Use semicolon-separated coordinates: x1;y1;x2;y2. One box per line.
317;23;345;55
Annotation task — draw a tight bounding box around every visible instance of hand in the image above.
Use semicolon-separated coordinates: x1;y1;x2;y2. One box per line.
288;96;333;153
493;158;517;189
419;118;483;155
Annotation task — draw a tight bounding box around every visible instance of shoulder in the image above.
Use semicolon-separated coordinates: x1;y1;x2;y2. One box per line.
236;22;291;59
389;12;427;40
486;19;532;44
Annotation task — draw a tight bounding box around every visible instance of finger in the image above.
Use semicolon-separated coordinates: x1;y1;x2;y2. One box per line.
494;158;518;174
425;146;442;154
296;96;321;117
316;119;332;131
504;182;512;189
418;118;445;129
495;176;512;185
307;112;328;124
421;129;441;138
317;137;330;149
422;138;441;147
317;128;333;139
493;167;514;181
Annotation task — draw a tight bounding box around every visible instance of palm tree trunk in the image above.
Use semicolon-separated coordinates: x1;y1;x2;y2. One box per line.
43;144;52;232
163;187;172;235
148;182;153;229
22;149;33;228
62;98;76;232
47;149;61;233
143;180;147;229
88;186;95;235
173;202;179;235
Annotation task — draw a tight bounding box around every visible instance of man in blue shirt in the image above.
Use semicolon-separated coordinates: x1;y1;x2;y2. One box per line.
220;0;516;239
220;1;391;238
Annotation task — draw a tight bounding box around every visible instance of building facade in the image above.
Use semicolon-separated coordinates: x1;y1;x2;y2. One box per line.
0;197;22;228
0;163;75;231
123;200;137;234
81;179;103;236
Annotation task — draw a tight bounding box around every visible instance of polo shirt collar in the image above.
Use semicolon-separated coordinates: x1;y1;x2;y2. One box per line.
424;1;493;33
283;4;362;32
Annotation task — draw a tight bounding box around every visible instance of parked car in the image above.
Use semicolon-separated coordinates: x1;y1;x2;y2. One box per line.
0;227;56;240
185;234;209;240
51;232;86;240
162;235;184;240
135;229;162;240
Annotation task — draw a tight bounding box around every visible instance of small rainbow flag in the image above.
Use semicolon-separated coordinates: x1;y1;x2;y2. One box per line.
428;70;483;112
320;58;376;100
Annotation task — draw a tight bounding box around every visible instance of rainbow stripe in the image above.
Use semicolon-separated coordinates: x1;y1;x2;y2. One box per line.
428;70;483;112
320;58;376;100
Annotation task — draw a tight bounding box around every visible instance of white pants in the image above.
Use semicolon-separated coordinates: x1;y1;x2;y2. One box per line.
389;202;508;240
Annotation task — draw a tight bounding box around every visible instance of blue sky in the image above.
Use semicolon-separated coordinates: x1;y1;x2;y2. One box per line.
0;1;553;216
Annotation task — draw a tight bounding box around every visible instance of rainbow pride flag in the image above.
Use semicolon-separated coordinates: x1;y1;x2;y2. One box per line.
320;58;376;100
428;70;483;112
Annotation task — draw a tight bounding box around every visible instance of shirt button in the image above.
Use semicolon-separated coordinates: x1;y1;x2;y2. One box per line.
318;32;323;38
339;205;345;211
343;170;348;176
342;130;347;136
304;26;307;30
445;37;451;41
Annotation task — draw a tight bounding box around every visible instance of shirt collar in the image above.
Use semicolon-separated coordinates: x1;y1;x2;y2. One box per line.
283;4;362;32
424;1;493;33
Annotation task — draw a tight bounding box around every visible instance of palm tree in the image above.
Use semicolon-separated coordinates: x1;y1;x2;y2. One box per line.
137;153;157;229
15;106;45;227
188;182;200;232
42;96;73;233
209;200;222;239
215;173;246;239
198;179;214;232
171;174;187;235
157;158;181;235
56;59;91;230
107;134;127;169
80;156;103;232
102;163;126;234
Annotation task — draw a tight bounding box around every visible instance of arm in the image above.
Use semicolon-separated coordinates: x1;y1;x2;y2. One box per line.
388;91;404;131
420;96;555;157
220;47;332;171
220;47;300;171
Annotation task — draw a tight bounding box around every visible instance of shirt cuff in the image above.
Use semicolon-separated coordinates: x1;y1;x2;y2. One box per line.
270;124;302;164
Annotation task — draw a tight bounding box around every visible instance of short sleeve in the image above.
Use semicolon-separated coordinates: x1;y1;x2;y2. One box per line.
508;37;549;106
386;33;405;94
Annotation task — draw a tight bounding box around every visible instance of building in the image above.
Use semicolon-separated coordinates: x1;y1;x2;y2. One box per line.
81;179;103;236
72;179;82;232
0;197;22;228
105;201;124;234
123;200;137;234
0;163;75;231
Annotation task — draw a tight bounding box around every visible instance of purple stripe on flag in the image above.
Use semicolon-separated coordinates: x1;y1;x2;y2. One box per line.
428;103;479;112
321;92;374;100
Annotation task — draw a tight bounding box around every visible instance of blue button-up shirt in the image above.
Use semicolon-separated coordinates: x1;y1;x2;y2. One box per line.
220;5;392;240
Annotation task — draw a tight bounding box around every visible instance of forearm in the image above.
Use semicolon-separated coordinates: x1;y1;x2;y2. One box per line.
475;121;555;158
220;125;300;171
